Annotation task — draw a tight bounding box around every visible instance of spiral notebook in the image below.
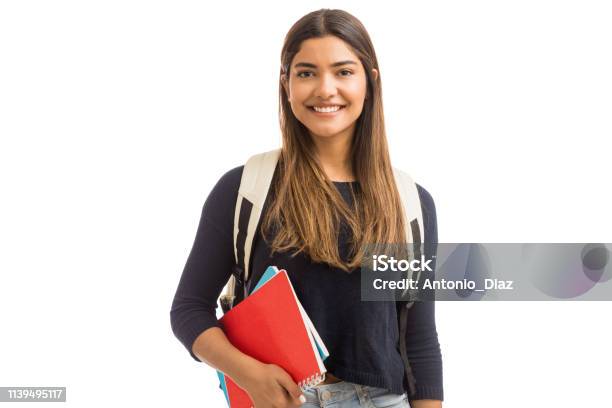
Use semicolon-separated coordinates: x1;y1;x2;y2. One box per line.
217;268;328;408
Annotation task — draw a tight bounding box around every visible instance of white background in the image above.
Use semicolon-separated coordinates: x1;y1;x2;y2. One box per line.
1;1;611;407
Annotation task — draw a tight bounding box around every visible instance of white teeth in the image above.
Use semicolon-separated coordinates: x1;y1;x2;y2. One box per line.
312;105;342;113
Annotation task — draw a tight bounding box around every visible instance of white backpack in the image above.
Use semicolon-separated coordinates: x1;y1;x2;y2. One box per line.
218;148;426;396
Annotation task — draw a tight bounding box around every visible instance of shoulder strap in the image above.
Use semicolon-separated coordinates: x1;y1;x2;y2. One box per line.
392;167;424;245
233;148;281;282
392;167;425;398
219;148;281;313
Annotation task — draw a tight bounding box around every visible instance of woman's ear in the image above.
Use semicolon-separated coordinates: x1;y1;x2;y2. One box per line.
365;68;378;100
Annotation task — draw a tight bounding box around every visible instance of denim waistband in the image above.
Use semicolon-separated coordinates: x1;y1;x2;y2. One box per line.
304;380;407;406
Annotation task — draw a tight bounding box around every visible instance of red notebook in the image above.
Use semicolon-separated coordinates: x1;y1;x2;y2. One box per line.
218;269;327;408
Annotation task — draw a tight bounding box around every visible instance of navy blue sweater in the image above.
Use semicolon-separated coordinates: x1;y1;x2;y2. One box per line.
170;165;443;400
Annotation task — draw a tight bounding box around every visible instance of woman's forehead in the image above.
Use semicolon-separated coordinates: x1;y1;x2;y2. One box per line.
292;36;360;68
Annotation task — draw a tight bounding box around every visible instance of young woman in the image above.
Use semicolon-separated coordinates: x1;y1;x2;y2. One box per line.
171;9;443;408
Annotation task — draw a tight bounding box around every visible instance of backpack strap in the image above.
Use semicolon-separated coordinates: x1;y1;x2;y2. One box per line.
393;168;425;398
234;148;282;282
219;148;281;314
392;167;423;243
392;167;424;295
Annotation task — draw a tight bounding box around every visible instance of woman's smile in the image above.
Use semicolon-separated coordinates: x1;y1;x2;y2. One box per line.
308;104;347;117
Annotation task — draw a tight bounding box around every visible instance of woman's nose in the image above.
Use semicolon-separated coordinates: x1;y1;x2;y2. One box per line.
314;73;338;99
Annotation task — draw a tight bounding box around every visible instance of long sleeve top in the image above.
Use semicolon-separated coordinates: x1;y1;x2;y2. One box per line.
170;165;443;400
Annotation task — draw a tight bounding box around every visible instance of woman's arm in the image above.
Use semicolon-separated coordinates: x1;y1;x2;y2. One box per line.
192;321;305;408
169;167;241;362
404;297;444;403
191;326;261;383
169;167;304;407
406;185;444;404
411;400;442;408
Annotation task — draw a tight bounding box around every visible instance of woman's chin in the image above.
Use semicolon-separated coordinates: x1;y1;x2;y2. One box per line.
306;126;351;140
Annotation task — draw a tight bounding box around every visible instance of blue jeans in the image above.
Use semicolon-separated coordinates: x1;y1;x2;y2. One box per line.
301;380;410;408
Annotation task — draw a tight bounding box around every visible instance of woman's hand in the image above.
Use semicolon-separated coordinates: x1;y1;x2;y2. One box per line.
234;362;306;408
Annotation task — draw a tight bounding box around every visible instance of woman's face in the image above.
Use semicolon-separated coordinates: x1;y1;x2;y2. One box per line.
282;35;377;144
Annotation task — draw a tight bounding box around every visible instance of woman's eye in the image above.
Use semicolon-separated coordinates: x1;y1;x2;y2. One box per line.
296;70;353;78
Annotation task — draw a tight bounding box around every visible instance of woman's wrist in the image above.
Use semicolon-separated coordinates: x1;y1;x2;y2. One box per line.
410;399;442;408
228;355;265;389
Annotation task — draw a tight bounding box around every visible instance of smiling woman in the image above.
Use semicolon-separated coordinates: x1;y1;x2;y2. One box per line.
171;8;443;408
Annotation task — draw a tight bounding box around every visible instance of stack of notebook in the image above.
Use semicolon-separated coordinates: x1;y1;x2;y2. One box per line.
216;266;329;408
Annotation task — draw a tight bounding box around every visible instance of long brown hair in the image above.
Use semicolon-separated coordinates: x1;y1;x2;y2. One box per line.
261;8;407;272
